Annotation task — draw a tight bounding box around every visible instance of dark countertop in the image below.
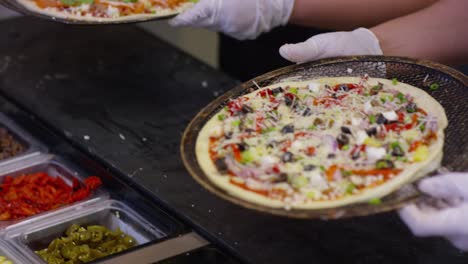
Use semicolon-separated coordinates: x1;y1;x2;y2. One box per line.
1;17;467;264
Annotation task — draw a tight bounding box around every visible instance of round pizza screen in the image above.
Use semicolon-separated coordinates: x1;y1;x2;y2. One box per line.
197;76;446;209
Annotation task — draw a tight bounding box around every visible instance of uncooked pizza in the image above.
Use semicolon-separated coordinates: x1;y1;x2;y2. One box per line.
16;0;194;22
196;77;447;209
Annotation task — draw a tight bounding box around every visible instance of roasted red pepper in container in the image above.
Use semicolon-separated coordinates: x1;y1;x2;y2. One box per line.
0;173;102;221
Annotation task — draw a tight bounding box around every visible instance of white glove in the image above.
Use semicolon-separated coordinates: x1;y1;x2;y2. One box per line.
279;28;383;63
399;173;468;251
169;0;295;40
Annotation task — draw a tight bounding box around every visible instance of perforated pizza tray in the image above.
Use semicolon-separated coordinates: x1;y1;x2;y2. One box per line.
181;56;468;219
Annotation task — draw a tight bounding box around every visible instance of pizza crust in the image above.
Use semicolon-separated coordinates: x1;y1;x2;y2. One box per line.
15;0;193;22
196;77;447;210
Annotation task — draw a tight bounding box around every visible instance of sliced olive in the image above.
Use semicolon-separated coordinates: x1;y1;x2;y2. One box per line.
391;145;404;157
241;105;254;114
376;159;394;169
284;95;293;106
341;126;352;134
304;164;316;171
376;113;387;125
282;152;294;163
351;150;360;160
237;142;248;151
271;87;284;95
370;82;384;95
338;84;349;92
281;124;294;134
327;153;336;159
366;127;378;137
336;133;350;146
267;141;278;148
302;107;312;117
214;158;228;174
406;102;417;113
273;173;288;183
224;132;233;140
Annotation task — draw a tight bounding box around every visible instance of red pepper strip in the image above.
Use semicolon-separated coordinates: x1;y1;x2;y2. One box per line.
0;173;102;221
294;132;308;139
408;132;438;152
313;97;341;108
224;144;242;162
258;88;273;98
385;113;420;132
227;97;249;116
229;178;269;197
351;169;402;179
332;83;360;91
209;137;219;160
255;115;264;133
306;146;316;156
326;165;339;182
281;140;292;152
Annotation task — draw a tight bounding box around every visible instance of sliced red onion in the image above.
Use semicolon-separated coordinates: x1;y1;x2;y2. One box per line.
225;156;263;179
383;101;398;110
323;135;338;152
425;115;439;132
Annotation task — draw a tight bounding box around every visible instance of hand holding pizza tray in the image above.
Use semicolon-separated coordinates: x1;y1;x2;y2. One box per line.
0;0;196;24
181;56;468;220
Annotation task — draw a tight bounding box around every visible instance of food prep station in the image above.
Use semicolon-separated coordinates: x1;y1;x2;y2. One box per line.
0;16;467;264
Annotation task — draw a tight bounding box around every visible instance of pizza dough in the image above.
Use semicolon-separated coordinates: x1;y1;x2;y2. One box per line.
196;77;447;210
15;0;193;22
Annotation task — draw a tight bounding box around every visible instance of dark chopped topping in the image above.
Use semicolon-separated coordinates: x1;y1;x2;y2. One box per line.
370;99;380;107
313;118;324;126
391;145;404;157
366;127;378;137
284;93;295;107
331;93;338;99
337;84;350;92
341;126;352;134
336;133;350;146
376;113;387;124
271;87;284;95
370;83;384;95
351;148;361;160
237;142;248;151
241;105;254;114
304;164;316;171
267;141;278;148
302;107;312;117
224;132;233;140
327;153;336;159
375;159;394;169
281;125;294;134
274;173;288;183
214;158;228;174
282;152;294;163
406;102;417;113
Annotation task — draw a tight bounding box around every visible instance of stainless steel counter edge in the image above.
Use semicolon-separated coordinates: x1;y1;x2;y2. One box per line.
99;232;210;264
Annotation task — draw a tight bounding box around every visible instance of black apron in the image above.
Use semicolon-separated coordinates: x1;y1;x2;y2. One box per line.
219;25;329;81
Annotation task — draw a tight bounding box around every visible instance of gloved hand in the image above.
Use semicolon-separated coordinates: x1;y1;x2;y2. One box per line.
169;0;295;40
399;173;468;251
279;28;383;63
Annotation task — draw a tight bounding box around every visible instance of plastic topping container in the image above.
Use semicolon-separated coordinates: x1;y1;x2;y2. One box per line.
0;240;27;263
5;200;168;263
0;154;108;230
0;113;47;168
